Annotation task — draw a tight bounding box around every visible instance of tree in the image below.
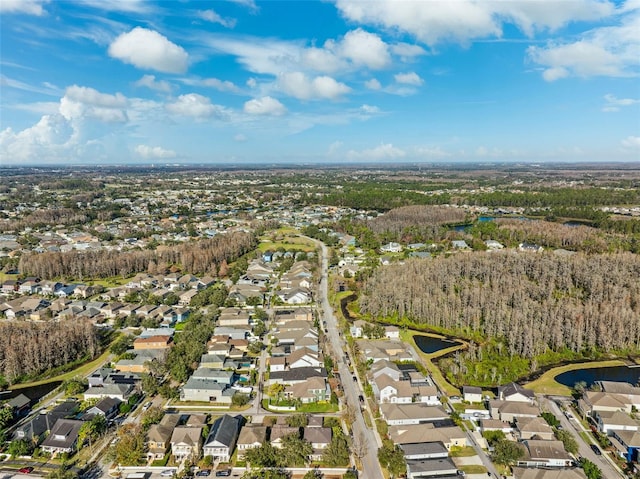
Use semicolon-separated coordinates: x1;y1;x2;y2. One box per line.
303;470;322;479
287;414;308;428
141;373;160;396
556;429;579;454
0;405;14;429
280;434;313;467
541;411;560;428
322;430;350;466
232;393;250;407
62;378;86;396
342;471;357;479
352;431;369;464
112;423;146;466
141;406;164;427
8;438;33;457
252;320;267;337
241;469;289;479
581;458;603;479
247;341;264;355
244;443;279;468
492;439;524;466
47;464;78;479
378;440;406;478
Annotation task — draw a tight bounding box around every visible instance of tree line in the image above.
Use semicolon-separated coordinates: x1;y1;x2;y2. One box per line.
360;252;640;362
0;320;100;385
18;231;256;279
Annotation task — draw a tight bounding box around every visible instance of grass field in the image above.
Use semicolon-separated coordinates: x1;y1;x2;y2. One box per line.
10;344;114;391
525;359;627;396
401;329;462;397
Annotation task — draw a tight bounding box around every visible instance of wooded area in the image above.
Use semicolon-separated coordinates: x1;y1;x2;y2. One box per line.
0;320;100;384
18;231;256;279
367;205;468;238
360;252;640;360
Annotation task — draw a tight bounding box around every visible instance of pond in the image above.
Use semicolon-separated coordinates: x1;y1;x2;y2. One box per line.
0;381;62;404
414;335;462;354
555;366;640;389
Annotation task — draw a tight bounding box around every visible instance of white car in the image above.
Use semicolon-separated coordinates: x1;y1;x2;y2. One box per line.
160;470;174;477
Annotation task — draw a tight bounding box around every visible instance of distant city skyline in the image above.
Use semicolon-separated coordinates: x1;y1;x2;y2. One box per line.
1;0;639;165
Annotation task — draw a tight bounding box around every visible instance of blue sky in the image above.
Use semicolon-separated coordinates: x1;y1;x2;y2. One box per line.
1;0;639;165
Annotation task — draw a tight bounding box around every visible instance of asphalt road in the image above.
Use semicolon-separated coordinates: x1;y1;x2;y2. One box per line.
317;242;384;479
541;396;625;478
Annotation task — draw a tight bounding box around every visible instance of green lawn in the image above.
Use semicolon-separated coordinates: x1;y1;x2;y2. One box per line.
10;335;118;391
449;446;477;457
525;359;626;396
401;329;462;397
459;465;488;474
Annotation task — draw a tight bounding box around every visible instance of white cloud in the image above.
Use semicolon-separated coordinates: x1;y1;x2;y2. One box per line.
76;0;151;13
1;75;61;96
394;71;424;86
347;143;406;161
134;74;172;93
302;47;345;74
0;114;76;163
527;7;640;81
365;78;382;90
391;42;428;59
244;96;287;116
60;85;128;123
602;93;640;111
108;27;189;74
181;77;240;93
197;9;236;28
335;0;615;46
234;133;247;142
246;78;258;88
621;136;640;148
166;93;220;118
135;144;176;159
337;28;391;69
0;0;48;15
227;0;258;12
278;72;351;100
328;141;343;156
359;104;380;114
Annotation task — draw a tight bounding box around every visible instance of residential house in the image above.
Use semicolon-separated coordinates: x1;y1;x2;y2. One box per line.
497;382;535;403
180;377;233;404
40;419;84;455
350;320;366;339
490;401;539;422
203;414;241;462
370;359;402;382
191;367;234;385
578;391;632;417
517;440;572;468
287;347;323;369
83;397;121;420
284;376;329;404
269;356;287;372
236;425;267;458
84;383;133;401
512;467;588;479
384;326;400;339
463;386;483;403
611;429;640;462
400;442;448;460
380;242;402;253
200;353;226;369
406;458;459;479
373;374;414;404
390;424;467;450
133;335;173;350
515;416;555;440
270;426;299;449
380;404;449;426
303;427;332;461
147;414;181;460
171;426;203;462
594;410;640;435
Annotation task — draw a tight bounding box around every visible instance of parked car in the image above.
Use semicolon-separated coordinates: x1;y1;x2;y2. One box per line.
590;444;602;455
18;467;34;474
142;401;152;411
160;470;174;477
215;471;231;477
196;470;211;477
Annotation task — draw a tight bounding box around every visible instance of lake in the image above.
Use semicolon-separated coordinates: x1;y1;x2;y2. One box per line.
555;366;640;388
414;335;462;354
0;381;62;404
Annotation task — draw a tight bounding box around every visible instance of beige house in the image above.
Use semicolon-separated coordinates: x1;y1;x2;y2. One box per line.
147;414;181;460
236;425;267;458
171;426;203;462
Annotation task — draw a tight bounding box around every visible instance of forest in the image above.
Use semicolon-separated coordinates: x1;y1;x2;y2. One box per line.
18;231;256;279
0;320;100;385
359;252;640;384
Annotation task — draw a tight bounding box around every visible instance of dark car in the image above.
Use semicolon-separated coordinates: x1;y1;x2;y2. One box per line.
18;467;34;474
196;470;211;477
590;444;602;455
215;471;231;477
